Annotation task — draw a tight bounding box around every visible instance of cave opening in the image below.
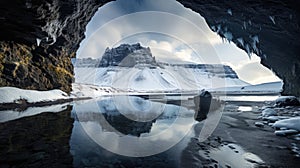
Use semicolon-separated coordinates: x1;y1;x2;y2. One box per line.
73;0;282;93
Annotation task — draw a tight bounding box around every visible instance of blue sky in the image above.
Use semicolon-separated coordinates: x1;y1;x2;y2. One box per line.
77;0;281;85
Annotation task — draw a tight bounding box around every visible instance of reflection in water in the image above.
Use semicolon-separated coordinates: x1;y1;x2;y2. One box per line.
0;107;74;167
0;103;69;123
71;96;196;159
70;95;267;168
0;95;269;167
199;143;265;168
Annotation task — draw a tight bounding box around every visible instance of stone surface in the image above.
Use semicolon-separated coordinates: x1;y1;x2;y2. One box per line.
0;0;112;93
99;43;158;67
1;0;299;95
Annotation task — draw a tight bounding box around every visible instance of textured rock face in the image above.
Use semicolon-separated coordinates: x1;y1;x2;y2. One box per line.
177;0;300;95
0;0;299;95
100;43;157;67
0;0;111;93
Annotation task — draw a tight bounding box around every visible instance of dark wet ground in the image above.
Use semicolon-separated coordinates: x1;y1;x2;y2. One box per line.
0;97;299;168
0;107;73;167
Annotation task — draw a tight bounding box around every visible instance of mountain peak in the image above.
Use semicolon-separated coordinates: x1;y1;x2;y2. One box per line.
99;43;157;67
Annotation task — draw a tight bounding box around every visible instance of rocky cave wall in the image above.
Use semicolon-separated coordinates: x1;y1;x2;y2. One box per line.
0;0;299;95
177;0;300;95
0;0;111;93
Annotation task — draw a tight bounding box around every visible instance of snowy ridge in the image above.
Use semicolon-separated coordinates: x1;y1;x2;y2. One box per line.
210;81;283;94
75;66;249;92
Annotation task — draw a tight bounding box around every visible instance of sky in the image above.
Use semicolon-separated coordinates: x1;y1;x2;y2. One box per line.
77;0;281;85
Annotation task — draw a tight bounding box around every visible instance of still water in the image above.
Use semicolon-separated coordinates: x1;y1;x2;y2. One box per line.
0;95;271;167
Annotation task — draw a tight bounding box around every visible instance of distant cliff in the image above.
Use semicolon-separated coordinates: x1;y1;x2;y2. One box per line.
99;43;158;67
74;43;239;79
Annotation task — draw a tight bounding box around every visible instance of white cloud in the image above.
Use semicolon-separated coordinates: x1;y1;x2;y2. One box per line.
175;48;193;61
147;40;173;52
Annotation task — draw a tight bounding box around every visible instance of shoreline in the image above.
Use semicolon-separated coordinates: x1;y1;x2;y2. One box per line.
0;97;92;111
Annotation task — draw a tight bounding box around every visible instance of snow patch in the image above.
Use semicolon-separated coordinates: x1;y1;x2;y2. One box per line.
275;129;298;136
261;108;277;117
273;117;300;131
0;87;69;104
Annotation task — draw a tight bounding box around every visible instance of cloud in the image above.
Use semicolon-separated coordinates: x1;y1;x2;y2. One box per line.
235;60;281;84
175;48;193;61
147;40;173;52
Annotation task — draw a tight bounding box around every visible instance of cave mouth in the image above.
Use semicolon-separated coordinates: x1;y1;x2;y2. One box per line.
74;0;282;92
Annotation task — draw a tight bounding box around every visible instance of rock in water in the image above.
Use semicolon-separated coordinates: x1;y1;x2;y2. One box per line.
255;122;264;127
275;129;298;136
194;90;212;121
262;108;277;117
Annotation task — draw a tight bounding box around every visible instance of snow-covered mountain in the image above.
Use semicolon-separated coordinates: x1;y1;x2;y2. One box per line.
74;43;249;92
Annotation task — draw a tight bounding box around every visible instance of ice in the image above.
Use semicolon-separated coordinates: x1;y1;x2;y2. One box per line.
243;21;247;29
211;25;216;32
273;117;300;131
252;35;259;44
251;35;259;53
36;38;41;46
0;87;69;104
269;16;276;24
261;108;277;117
223;32;233;41
248;20;252;25
227;9;232;15
275;129;298;136
245;44;251;57
216;24;222;33
237;38;244;47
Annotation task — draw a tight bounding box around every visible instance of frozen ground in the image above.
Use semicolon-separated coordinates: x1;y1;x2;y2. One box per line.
74;67;251;92
0;87;69;104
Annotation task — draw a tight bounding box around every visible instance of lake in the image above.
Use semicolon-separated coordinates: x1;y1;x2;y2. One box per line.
1;94;298;167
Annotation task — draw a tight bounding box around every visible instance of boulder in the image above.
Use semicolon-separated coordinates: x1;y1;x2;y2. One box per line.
194;90;212;121
275;96;300;107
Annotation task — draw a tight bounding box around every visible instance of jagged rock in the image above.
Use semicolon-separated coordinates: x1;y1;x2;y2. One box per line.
0;0;111;93
194;91;212;121
99;43;158;67
76;43;240;79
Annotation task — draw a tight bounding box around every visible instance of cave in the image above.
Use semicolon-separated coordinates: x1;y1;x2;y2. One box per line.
0;0;299;95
